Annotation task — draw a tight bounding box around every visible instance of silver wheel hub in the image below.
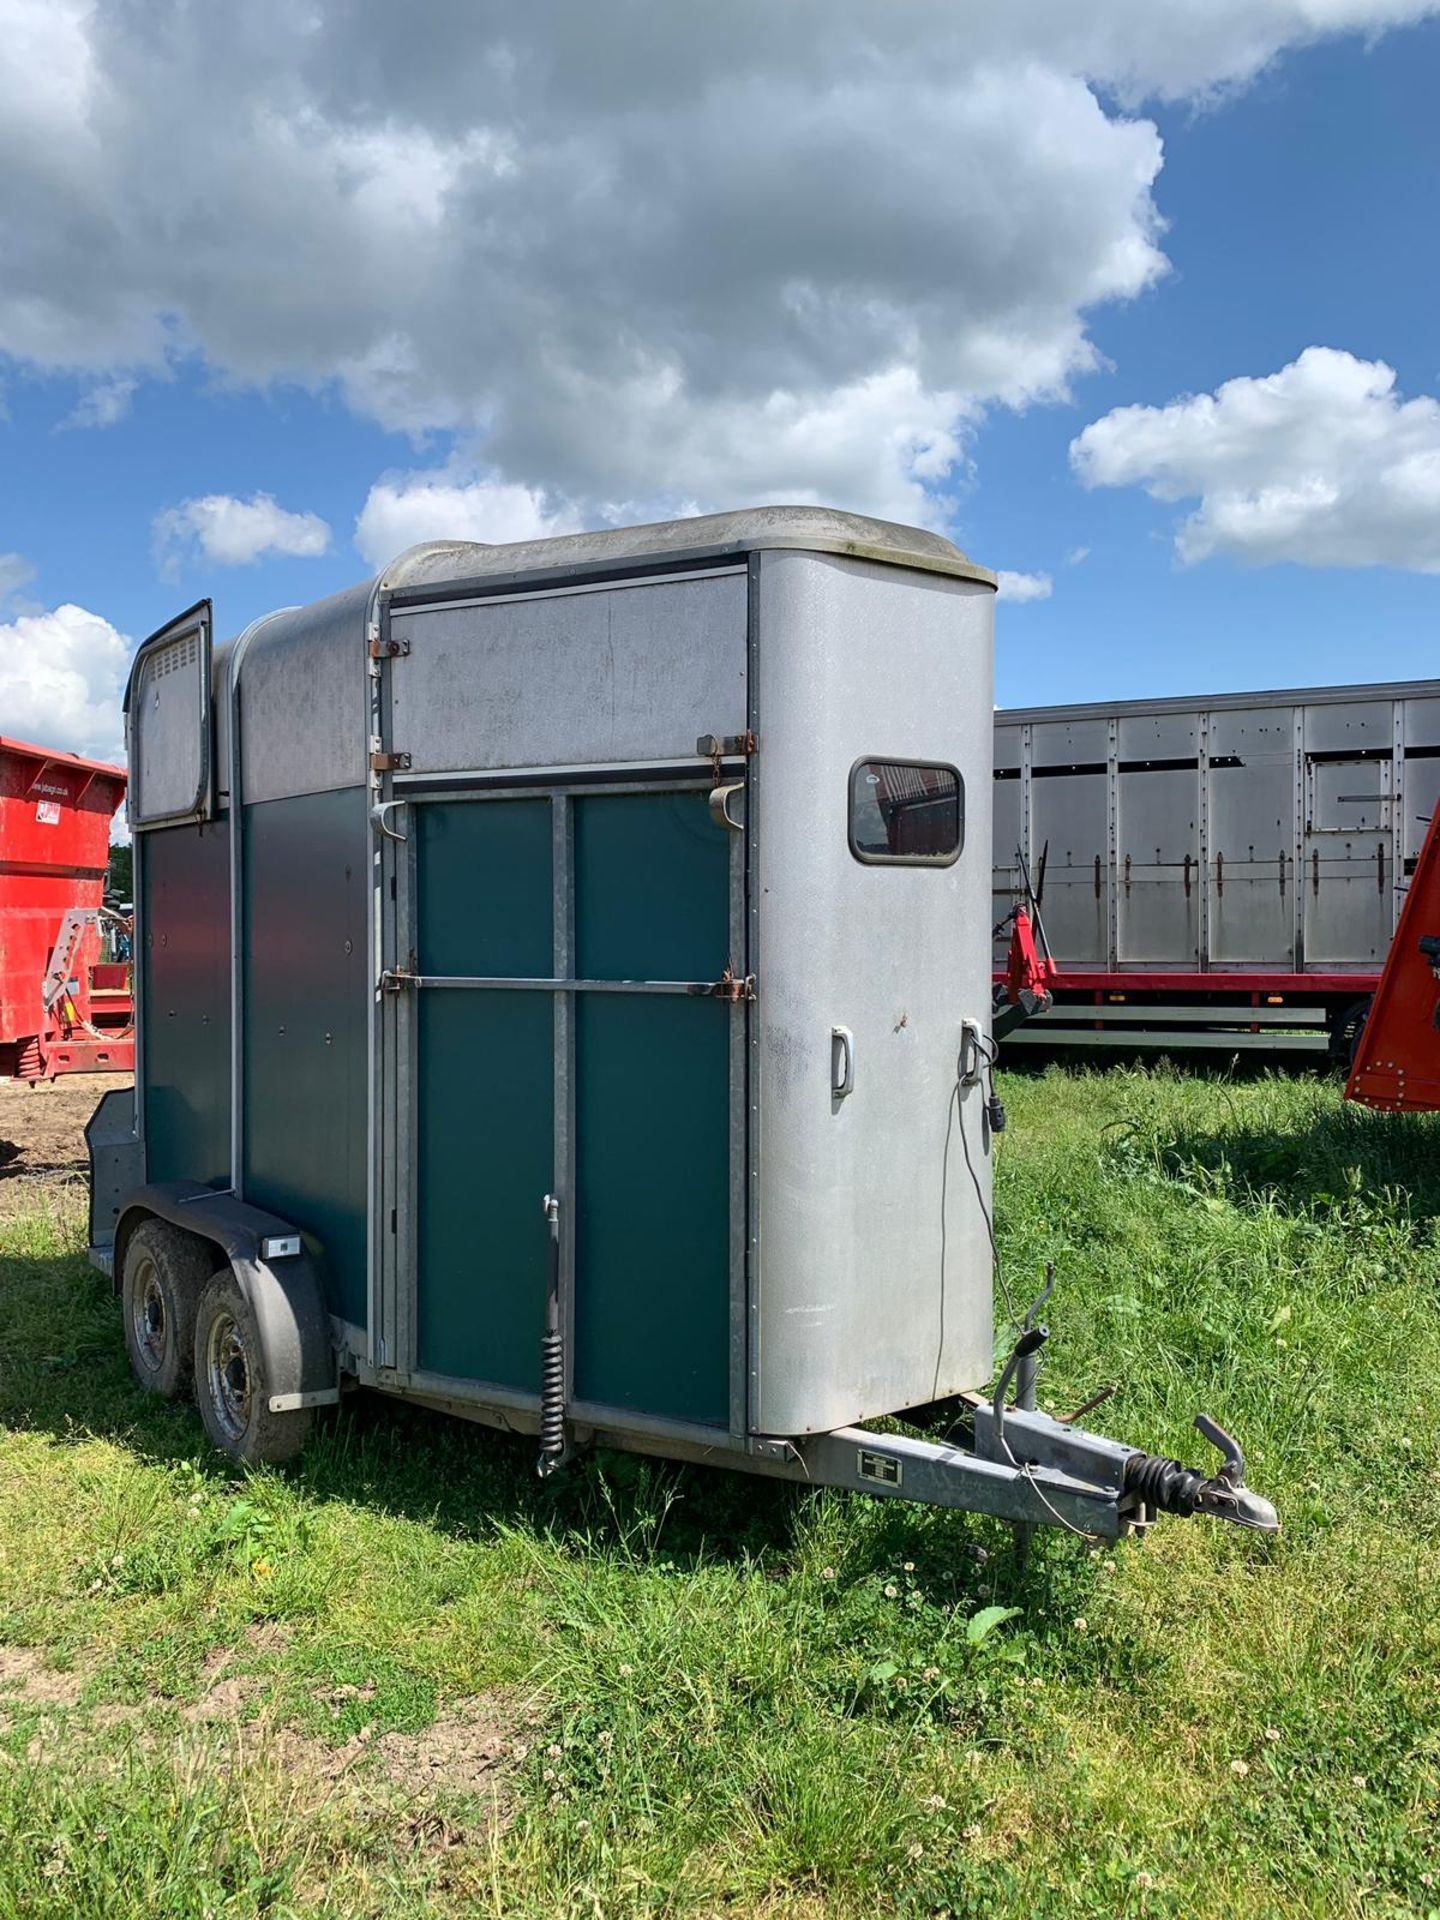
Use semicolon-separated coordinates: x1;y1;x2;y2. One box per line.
132;1259;167;1371
206;1311;251;1442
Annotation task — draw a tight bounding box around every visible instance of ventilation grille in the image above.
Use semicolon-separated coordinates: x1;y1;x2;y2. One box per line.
150;632;199;680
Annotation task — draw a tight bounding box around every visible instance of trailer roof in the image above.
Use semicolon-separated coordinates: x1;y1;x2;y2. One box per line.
0;734;127;782
998;676;1440;725
380;504;995;597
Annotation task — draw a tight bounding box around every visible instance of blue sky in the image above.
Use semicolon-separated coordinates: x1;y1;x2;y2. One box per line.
1;3;1438;758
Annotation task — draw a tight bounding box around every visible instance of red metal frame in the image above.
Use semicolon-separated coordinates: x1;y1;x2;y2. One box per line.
0;734;132;1081
1346;808;1440;1111
1022;970;1380;997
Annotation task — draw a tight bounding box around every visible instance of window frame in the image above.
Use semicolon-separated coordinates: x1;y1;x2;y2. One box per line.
847;755;965;869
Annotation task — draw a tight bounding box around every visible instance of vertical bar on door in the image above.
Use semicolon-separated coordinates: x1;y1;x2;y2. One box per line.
553;795;577;1410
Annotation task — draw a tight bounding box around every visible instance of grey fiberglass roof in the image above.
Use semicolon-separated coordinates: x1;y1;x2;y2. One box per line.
380;504;995;595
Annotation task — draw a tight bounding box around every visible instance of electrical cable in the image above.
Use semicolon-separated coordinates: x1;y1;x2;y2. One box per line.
955;1037;1018;1335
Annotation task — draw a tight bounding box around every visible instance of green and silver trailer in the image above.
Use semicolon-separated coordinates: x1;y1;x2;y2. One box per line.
87;506;1276;1541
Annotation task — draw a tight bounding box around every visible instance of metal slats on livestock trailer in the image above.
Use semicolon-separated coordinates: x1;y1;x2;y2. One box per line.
993;680;1440;1057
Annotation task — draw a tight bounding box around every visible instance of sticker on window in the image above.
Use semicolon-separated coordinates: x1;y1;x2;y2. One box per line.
849;760;963;866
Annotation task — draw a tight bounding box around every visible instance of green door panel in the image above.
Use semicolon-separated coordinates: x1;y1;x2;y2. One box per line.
416;989;553;1388
417;800;552;976
242;790;369;1328
574;993;731;1424
574;791;731;980
411;786;734;1426
141;820;231;1187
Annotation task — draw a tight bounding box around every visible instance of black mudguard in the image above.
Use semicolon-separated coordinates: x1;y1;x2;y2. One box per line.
113;1181;339;1411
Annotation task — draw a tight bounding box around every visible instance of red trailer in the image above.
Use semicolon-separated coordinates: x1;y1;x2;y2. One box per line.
0;735;132;1081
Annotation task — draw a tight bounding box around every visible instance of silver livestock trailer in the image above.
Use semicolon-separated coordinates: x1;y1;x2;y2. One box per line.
88;506;1275;1543
993;679;1440;1057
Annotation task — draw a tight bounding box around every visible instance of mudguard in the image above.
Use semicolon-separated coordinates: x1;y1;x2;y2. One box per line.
112;1180;339;1411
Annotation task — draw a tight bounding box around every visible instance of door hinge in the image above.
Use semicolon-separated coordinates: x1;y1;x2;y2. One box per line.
368;635;410;660
691;966;756;1003
370;749;411;773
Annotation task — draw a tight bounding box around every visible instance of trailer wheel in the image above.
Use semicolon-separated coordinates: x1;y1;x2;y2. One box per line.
121;1220;211;1399
193;1269;314;1466
1329;996;1373;1069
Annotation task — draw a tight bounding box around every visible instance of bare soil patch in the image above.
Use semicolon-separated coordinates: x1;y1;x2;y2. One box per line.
0;1644;86;1708
0;1072;130;1218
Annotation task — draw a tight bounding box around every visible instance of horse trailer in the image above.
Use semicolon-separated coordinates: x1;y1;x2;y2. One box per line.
993;681;1440;1058
87;507;1275;1541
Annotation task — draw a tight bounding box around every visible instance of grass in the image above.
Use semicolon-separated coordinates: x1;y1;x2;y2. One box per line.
1;1065;1439;1916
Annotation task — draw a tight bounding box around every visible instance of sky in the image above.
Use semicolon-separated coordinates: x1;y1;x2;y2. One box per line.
1;0;1439;771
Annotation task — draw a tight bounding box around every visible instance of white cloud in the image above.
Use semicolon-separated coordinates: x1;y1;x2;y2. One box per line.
1071;347;1440;571
1065;545;1091;566
996;569;1054;603
0;4;1434;525
0;552;37;610
0;601;130;764
355;471;581;568
153;491;332;575
60;375;137;430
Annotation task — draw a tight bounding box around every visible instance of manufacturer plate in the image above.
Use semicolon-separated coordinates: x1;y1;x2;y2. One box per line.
857;1448;902;1488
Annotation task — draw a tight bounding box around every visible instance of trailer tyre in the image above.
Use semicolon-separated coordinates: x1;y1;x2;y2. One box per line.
121;1220;212;1399
193;1269;314;1466
1330;996;1373;1069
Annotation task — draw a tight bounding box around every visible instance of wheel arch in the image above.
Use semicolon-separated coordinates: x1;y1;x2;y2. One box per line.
114;1182;339;1412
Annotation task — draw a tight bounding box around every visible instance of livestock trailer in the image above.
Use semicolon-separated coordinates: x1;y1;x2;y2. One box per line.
993;680;1440;1057
0;735;132;1080
87;507;1275;1540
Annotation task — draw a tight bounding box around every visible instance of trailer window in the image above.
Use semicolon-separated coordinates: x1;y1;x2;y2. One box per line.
849;759;963;866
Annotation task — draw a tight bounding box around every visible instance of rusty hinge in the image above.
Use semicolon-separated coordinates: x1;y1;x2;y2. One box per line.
368;635;410;660
370;749;411;773
380;967;417;993
690;965;756;1003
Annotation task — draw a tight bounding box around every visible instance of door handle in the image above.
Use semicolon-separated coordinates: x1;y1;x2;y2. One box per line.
709;780;745;832
831;1025;855;1099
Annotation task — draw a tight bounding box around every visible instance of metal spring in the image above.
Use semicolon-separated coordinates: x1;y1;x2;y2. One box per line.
1122;1449;1208;1517
537;1328;566;1475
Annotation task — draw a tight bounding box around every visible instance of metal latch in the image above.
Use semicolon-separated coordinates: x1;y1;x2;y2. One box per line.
368;635;410;660
697;731;758;760
690;966;755;1003
380;967;417;993
370;750;411;773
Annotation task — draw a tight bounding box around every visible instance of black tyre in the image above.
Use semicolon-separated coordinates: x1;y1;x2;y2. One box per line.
193;1270;315;1466
121;1220;213;1398
1329;996;1374;1070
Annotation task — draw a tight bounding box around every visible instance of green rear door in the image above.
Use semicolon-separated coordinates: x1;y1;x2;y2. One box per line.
410;785;739;1428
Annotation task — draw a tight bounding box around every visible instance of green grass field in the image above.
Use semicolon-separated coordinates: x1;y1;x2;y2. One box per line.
1;1065;1438;1917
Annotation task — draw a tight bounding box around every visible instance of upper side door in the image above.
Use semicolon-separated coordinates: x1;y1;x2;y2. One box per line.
125;601;214;831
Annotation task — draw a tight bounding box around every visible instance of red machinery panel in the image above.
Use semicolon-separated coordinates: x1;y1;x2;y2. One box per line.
1347;806;1440;1112
0;735;130;1080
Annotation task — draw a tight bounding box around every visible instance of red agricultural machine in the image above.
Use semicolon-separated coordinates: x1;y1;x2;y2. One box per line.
0;735;133;1082
1346;805;1440;1113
